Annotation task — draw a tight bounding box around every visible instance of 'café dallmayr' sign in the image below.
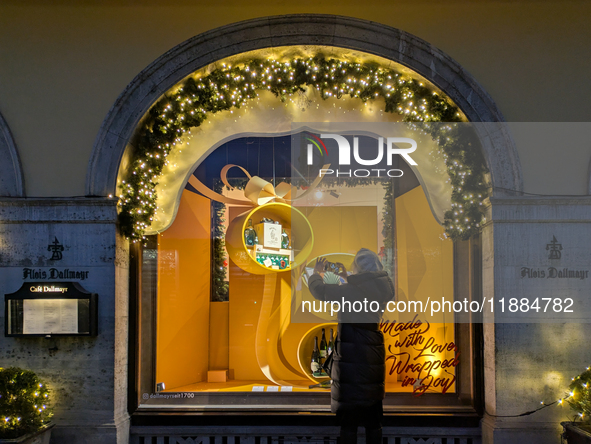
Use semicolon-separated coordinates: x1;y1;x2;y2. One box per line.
4;281;98;337
23;268;90;281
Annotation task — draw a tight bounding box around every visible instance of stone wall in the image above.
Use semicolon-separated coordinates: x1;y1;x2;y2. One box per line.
482;196;591;444
0;198;128;443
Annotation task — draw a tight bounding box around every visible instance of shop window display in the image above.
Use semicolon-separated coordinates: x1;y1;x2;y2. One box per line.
132;135;480;413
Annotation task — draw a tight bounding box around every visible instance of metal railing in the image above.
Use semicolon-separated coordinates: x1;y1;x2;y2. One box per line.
130;426;481;444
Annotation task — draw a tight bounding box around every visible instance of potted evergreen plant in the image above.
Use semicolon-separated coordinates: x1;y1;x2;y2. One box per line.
0;368;54;444
561;367;591;443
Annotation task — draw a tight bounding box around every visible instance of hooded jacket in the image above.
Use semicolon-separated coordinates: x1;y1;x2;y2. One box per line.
308;271;395;413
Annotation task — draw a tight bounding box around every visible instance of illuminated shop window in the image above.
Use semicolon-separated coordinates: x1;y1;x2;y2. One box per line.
133;134;481;413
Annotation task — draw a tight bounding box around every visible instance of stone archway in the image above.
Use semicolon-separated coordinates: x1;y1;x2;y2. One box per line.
0;111;25;197
88;15;524;444
87;14;522;198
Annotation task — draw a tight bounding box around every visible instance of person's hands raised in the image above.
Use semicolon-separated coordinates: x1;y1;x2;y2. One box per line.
314;257;327;275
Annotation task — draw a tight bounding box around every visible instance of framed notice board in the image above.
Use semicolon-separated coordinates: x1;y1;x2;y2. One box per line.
4;282;98;337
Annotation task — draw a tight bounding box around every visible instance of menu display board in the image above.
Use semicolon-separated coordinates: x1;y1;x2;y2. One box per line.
4;282;98;337
23;299;78;334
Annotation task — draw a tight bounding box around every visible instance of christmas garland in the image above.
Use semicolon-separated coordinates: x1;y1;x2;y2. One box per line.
563;367;591;420
119;55;488;242
211;181;229;302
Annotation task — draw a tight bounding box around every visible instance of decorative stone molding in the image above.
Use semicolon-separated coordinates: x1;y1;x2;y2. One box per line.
484;195;591;224
88;14;522;198
0;197;117;223
0;111;25;197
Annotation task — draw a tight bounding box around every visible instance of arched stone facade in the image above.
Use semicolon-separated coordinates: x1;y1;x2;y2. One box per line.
0;111;25;197
85;15;534;444
87;14;522;198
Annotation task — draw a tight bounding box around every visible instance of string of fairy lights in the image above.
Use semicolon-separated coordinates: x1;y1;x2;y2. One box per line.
483;366;591;421
117;55;488;242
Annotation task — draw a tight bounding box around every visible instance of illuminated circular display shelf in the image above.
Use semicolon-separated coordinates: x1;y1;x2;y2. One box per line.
225;202;314;275
297;322;339;384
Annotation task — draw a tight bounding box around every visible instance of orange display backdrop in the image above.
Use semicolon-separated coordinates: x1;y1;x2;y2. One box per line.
298;206;378;259
388;186;456;394
209;301;229;371
156;190;211;390
155;187;455;394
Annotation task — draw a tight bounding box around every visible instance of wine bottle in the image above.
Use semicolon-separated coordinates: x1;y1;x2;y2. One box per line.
327;328;334;356
281;229;290;249
310;336;321;374
244;219;258;246
319;328;328;359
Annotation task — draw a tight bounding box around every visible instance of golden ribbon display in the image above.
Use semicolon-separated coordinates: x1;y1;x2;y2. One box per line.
189;163;331;387
187;163;331;207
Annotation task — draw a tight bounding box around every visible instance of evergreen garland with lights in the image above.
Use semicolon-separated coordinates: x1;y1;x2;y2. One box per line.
381;181;395;274
119;55;488;242
0;367;52;439
562;367;591;422
212;198;229;302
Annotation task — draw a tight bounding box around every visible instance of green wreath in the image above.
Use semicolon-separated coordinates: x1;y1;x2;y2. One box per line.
119;55;488;242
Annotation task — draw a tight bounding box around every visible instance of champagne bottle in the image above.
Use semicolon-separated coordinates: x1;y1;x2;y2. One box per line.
244;219;258;246
281;229;290;249
319;328;328;359
310;336;321;374
327;328;334;356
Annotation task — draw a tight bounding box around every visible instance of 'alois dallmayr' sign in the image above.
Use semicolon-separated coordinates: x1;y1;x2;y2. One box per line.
520;235;589;280
4;282;98;337
22;268;90;281
521;267;589;280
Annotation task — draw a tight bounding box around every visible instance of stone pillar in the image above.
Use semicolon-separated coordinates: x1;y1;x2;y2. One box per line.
0;198;129;443
481;196;591;444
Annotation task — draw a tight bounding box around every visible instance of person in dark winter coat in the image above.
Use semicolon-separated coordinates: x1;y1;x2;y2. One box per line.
308;248;395;444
